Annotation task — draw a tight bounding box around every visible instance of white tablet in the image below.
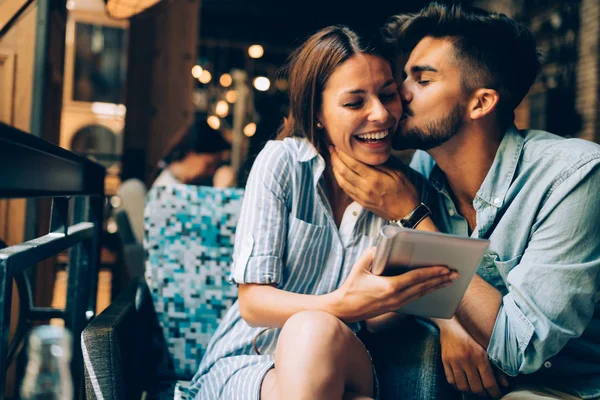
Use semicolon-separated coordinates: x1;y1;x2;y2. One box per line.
371;225;490;319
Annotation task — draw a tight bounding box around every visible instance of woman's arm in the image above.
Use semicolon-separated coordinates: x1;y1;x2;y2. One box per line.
238;284;333;328
238;248;457;328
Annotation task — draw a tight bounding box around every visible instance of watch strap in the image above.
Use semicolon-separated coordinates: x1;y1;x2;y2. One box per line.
391;203;432;229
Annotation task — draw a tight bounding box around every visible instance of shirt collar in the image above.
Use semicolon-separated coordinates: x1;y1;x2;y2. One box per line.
295;137;320;162
287;137;326;185
428;124;524;210
475;124;524;209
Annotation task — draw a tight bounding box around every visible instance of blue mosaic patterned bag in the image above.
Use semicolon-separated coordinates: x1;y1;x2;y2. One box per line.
144;185;244;379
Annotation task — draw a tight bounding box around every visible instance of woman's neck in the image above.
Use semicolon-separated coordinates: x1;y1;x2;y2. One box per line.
323;164;352;228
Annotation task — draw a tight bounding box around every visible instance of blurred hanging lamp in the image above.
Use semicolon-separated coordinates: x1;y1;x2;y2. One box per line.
104;0;162;19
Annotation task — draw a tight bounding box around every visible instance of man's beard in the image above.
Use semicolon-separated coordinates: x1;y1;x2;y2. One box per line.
394;103;465;150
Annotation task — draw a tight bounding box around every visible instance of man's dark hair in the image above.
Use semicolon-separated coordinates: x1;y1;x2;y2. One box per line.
383;2;542;122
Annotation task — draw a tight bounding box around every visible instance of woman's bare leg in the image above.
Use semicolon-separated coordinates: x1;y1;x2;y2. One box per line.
260;310;374;400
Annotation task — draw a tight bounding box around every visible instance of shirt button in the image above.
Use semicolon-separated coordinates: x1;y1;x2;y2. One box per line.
448;209;455;217
352;211;358;216
493;198;501;206
543;361;552;368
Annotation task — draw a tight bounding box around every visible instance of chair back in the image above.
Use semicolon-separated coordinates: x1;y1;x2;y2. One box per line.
144;185;244;379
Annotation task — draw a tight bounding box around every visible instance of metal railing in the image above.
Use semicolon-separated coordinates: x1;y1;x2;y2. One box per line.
0;122;105;397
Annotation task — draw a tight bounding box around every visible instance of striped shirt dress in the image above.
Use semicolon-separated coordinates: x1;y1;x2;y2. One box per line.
187;137;432;399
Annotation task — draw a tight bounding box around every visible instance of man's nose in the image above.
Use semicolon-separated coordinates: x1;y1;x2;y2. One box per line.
400;81;412;103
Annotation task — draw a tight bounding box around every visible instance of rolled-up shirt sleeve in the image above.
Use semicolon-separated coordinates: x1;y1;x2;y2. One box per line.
487;161;600;375
230;141;291;286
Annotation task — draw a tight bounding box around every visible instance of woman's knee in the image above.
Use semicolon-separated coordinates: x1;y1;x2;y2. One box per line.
279;310;348;350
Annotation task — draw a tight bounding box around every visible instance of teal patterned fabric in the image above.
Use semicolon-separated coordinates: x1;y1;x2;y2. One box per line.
144;185;244;380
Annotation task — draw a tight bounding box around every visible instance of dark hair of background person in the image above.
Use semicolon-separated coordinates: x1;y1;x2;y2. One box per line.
382;2;542;127
276;25;394;156
162;115;231;165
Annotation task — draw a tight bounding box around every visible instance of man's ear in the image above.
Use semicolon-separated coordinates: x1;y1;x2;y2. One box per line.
467;88;500;121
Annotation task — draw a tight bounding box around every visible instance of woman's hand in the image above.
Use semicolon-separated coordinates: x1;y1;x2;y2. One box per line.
328;247;457;323
329;147;420;221
435;317;510;398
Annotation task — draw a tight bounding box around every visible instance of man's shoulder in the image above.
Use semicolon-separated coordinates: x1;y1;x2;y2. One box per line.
521;129;600;170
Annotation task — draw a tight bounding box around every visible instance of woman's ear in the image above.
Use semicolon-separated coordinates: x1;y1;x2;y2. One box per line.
467;88;500;121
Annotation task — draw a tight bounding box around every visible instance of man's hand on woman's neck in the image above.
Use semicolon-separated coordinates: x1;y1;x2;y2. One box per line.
324;163;353;227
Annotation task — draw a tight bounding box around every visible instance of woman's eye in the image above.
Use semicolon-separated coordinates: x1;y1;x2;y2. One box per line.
344;101;363;109
380;92;398;102
417;80;431;86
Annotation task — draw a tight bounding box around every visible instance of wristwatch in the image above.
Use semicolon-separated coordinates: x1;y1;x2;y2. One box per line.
389;203;432;229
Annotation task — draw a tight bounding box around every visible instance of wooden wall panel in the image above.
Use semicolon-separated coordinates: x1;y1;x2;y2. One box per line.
0;1;36;249
0;1;66;395
123;0;200;185
0;0;31;32
0;3;37;396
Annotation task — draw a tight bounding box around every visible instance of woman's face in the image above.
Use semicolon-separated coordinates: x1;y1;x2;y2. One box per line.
318;53;402;166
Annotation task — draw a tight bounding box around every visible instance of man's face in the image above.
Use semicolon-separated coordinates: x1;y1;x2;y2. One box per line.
394;37;468;151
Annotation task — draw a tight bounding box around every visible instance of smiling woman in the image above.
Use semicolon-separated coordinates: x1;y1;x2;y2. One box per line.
317;53;401;166
186;25;453;400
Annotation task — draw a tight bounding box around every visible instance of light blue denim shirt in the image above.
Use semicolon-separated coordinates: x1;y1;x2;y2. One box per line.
411;125;600;398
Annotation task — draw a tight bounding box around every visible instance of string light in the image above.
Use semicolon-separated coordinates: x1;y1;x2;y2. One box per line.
248;45;264;59
225;90;238;103
244;122;257;137
199;70;212;84
253;77;270;91
207;115;221;130
219;73;233;87
192;65;203;78
215;101;229;117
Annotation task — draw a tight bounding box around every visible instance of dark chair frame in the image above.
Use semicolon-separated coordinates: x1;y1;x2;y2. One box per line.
0;122;105;397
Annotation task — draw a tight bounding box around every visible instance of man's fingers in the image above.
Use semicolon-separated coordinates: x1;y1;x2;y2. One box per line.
463;365;487;396
330;162;362;198
479;362;503;398
330;149;363;187
453;368;470;393
497;371;510;388
373;163;399;178
334;148;375;177
443;361;456;387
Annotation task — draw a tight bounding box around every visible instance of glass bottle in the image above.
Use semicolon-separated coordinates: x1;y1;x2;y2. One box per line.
20;325;73;400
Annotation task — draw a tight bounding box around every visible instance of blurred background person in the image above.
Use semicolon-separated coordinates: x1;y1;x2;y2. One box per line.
152;116;234;189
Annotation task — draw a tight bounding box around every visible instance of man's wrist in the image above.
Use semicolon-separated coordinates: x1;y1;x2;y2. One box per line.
431;316;462;333
415;216;438;232
390;203;432;229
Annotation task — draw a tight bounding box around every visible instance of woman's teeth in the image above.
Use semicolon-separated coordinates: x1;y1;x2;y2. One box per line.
355;130;389;142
